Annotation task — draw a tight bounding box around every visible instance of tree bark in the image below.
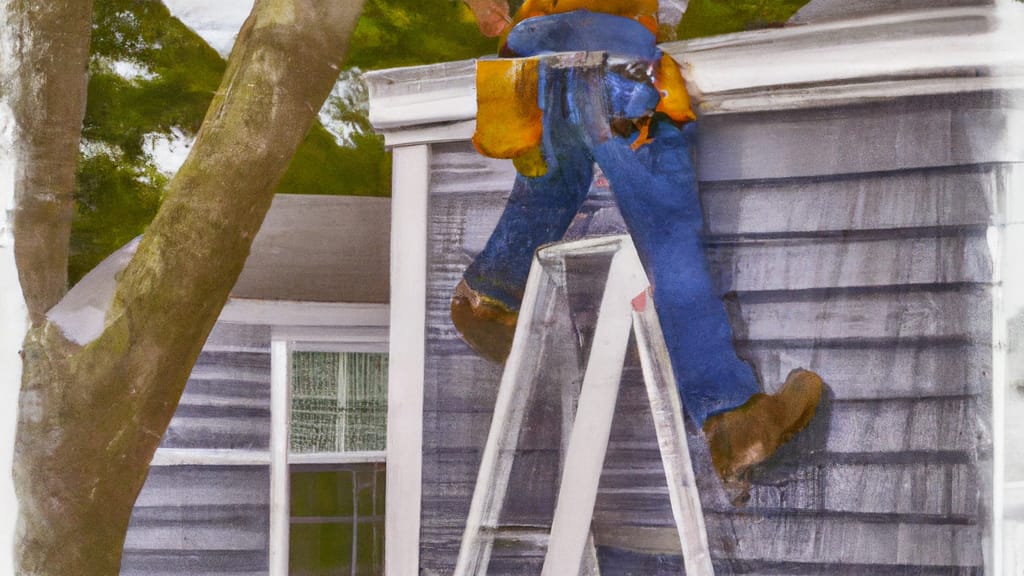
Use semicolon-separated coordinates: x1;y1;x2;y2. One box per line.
11;1;365;574
7;0;94;324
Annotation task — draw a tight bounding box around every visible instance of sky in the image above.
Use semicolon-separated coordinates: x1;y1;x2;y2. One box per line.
143;0;359;174
163;0;255;56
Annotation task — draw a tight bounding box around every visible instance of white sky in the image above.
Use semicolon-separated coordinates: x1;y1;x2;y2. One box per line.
0;103;23;576
155;1;360;159
162;0;255;56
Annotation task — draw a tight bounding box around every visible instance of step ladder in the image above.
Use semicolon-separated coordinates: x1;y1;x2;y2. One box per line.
453;235;714;576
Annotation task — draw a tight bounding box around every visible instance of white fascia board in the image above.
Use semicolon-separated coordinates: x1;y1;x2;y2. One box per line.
365;59;475;133
273;327;389;348
220;298;389;327
364;5;1024;140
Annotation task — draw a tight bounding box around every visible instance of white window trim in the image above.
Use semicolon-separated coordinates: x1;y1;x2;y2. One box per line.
146;299;391;574
147;301;390;463
268;314;391;576
269;339;291;576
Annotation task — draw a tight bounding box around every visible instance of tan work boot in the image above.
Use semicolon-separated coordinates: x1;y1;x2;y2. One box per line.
702;368;824;505
450;279;519;363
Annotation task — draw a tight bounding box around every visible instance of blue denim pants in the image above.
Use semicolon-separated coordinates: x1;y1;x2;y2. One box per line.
463;12;760;425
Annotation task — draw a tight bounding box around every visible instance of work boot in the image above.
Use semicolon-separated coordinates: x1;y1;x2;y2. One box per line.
450;279;519;363
702;368;824;505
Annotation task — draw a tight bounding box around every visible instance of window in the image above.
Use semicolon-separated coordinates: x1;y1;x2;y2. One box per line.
125;301;392;576
287;350;388;576
270;320;390;576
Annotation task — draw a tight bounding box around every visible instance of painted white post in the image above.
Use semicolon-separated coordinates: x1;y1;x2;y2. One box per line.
269;339;292;576
386;144;429;576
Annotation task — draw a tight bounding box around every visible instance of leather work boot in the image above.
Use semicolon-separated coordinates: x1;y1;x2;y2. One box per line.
450;279;519;363
702;368;824;505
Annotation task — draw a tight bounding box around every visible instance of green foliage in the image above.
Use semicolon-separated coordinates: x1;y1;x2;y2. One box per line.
346;0;495;69
71;151;165;283
676;0;812;40
70;0;598;285
88;1;225;144
277;126;392;198
73;0;226;284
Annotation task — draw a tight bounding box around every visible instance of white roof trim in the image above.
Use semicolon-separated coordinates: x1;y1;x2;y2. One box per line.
219;298;389;327
365;5;1024;143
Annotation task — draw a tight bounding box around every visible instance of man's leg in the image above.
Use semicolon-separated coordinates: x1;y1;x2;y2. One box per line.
590;119;758;425
454;68;595;362
591;118;822;499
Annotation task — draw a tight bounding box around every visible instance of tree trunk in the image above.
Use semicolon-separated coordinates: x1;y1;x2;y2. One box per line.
10;1;365;574
7;1;93;324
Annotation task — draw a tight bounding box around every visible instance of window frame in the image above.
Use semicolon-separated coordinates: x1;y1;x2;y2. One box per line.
266;307;390;576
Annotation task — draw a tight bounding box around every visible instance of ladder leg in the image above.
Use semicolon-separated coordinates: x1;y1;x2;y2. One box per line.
541;249;649;576
454;261;565;576
557;315;601;576
633;288;715;576
580;532;602;576
558;307;585;477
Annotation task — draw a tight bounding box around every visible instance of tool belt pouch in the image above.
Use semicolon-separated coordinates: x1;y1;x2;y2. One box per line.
473;58;544;160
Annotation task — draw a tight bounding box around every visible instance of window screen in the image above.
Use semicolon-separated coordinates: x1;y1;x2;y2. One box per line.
290;351;388;453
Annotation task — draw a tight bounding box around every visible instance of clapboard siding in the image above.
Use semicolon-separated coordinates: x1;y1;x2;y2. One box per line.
735;343;988;399
425;229;991;293
122;466;270;574
121;551;267;576
700;164;1014;235
202;322;272;352
597;461;977;517
429;148;1019;235
695;93;1020;181
133;466;270;508
594;514;985;566
422;334;988;406
424;454;978;518
427;286;990;343
124;505;269;550
421;83;994;574
598;550;985;576
704;232;991;292
158;328;271;451
123;323;273;575
421;397;978;455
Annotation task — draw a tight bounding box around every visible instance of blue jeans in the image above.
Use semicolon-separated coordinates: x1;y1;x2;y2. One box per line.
464;12;760;425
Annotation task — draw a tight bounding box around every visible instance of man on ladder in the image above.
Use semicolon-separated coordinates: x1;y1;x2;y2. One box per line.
455;0;824;497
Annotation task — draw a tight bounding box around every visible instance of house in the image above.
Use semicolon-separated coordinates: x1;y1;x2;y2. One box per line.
67;0;1023;574
362;1;1022;574
54;194;391;575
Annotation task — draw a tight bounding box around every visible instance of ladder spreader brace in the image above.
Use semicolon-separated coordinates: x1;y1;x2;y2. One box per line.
453;235;714;576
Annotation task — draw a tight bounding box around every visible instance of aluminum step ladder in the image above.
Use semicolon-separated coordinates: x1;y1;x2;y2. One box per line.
453;235;714;576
